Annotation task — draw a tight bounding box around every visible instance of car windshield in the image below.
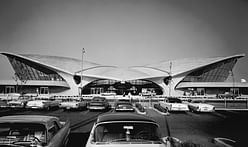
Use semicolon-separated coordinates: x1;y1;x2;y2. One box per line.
0;123;46;146
93;122;161;143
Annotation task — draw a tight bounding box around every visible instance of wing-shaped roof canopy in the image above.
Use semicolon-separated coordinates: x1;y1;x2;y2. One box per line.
1;52;245;81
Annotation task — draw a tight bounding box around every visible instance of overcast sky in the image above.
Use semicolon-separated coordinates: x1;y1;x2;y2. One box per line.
0;0;248;81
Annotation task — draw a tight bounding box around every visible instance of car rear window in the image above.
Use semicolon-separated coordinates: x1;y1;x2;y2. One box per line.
94;122;161;142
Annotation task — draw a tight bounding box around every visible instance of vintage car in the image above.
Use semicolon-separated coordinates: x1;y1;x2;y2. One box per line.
87;96;110;111
159;97;189;112
187;99;215;112
86;112;181;147
8;98;29;109
26;99;59;110
59;98;87;111
212;137;236;147
114;101;135;112
0;100;9;109
0;115;70;147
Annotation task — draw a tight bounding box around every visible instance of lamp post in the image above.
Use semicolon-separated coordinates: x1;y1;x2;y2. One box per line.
231;69;235;98
169;61;172;97
80;48;85;96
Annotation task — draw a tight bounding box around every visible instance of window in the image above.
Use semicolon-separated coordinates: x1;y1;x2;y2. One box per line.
5;86;15;93
197;88;205;95
230;88;239;96
40;87;49;94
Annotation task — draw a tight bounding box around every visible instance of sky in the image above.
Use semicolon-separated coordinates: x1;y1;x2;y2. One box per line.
0;0;248;81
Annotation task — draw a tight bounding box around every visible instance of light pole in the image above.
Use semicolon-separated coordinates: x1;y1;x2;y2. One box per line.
168;61;172;97
230;69;235;98
80;48;85;96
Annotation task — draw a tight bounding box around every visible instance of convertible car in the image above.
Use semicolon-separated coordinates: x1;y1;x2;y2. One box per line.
0;115;70;147
86;112;182;147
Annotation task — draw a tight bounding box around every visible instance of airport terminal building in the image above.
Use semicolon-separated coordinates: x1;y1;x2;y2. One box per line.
0;52;248;97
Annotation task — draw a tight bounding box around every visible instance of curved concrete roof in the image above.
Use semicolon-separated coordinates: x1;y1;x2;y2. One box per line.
1;52;245;81
143;54;245;76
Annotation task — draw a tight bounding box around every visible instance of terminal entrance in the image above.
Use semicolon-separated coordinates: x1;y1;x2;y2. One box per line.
82;79;163;95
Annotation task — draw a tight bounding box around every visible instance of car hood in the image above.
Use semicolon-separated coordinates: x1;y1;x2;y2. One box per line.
170;103;188;107
26;100;46;106
8;101;24;104
191;103;214;108
60;102;79;106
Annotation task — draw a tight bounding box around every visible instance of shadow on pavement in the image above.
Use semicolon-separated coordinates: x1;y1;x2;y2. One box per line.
67;132;90;147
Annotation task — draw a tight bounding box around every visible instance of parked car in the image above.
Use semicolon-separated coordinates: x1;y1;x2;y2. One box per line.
0;100;9;109
114;101;135;112
26;98;59;110
8;97;30;109
59;98;87;111
87;96;110;111
0;115;70;147
86;112;181;147
159;97;189;112
188;99;215;112
212;137;236;147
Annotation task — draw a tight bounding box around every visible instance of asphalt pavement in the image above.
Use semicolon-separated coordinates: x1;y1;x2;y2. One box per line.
0;108;247;147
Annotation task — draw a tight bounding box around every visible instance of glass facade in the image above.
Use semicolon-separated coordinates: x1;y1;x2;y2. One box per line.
83;79;163;95
8;57;65;81
181;58;237;82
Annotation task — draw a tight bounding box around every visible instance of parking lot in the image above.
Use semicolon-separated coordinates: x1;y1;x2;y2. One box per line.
0;107;247;147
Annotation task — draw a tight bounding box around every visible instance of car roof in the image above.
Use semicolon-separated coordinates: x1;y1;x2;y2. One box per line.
97;112;156;123
0;115;59;128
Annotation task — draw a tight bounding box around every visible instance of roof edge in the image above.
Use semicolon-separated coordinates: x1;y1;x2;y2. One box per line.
1;52;73;75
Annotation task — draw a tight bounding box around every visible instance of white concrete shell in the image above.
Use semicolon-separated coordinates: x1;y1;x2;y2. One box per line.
0;52;246;96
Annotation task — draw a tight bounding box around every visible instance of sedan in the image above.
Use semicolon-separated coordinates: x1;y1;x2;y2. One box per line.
159;97;189;112
114;101;135;112
188;99;215;112
59;98;87;111
86;112;182;147
0;115;70;147
26;99;59;110
87;96;110;111
8;99;28;109
0;100;9;109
